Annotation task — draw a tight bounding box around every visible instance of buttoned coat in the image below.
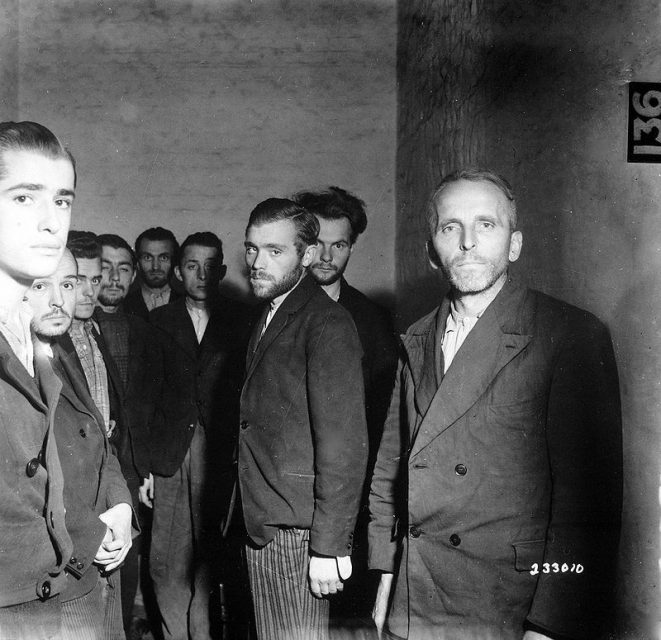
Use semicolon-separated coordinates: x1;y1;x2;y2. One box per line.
0;335;131;608
238;275;368;557
149;297;251;492
369;277;622;639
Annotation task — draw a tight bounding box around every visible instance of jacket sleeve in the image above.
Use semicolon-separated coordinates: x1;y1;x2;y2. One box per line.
368;354;406;573
306;308;368;557
526;315;622;638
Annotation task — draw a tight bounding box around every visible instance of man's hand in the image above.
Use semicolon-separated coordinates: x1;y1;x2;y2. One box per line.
308;555;352;598
94;502;132;573
372;572;393;637
138;474;154;508
523;632;553;640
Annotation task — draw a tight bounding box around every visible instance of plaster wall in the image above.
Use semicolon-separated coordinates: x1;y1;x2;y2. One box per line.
3;0;396;301
397;1;661;635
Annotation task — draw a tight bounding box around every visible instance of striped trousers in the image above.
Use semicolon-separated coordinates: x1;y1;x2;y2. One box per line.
246;528;329;640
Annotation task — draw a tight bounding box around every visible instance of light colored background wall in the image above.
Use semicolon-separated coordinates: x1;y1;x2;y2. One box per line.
397;1;660;636
0;0;396;302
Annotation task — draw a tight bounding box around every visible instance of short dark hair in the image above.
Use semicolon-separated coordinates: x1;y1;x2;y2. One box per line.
427;168;518;234
246;198;319;256
292;186;367;244
135;227;179;260
178;232;224;266
0;121;76;186
67;231;101;260
97;233;137;269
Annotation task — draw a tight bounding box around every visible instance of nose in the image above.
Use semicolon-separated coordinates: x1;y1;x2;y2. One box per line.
110;266;120;282
199;267;207;281
37;201;65;235
81;280;93;299
50;285;64;309
250;249;265;270
460;226;476;251
320;244;332;263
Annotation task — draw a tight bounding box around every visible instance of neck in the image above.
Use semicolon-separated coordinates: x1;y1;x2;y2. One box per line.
451;273;508;318
98;302;119;314
142;282;169;294
185;296;209;311
0;271;30;315
320;278;342;301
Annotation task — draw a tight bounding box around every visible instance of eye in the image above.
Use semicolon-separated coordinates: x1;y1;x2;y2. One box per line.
14;194;33;205
160;256;171;263
54;198;72;210
62;282;75;290
441;223;458;234
271;249;281;256
101;265;110;272
31;282;46;292
478;220;495;229
92;277;102;285
245;247;256;255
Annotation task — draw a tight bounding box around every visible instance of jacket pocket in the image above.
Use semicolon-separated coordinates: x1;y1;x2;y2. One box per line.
512;539;545;572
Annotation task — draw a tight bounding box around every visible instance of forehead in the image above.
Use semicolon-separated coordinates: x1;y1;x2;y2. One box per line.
102;245;133;263
246;219;298;246
180;244;218;263
76;257;102;276
434;179;510;221
139;239;174;255
0;148;75;190
33;254;78;285
316;216;352;241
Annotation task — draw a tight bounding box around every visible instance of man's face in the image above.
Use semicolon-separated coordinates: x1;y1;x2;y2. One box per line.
138;239;175;289
245;219;315;301
174;245;223;302
74;257;102;320
309;216;353;287
98;246;136;308
26;250;78;339
0;149;74;285
430;179;522;295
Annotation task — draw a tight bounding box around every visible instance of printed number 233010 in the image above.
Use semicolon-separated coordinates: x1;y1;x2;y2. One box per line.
530;562;584;576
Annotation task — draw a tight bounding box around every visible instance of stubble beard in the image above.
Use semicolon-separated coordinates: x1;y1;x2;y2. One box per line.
250;263;304;301
310;263;342;286
442;257;508;296
98;287;125;307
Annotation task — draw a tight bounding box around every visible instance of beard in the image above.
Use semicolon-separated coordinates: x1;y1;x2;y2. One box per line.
142;270;168;288
250;263;304;301
98;286;126;306
32;311;71;338
441;255;509;295
309;262;342;286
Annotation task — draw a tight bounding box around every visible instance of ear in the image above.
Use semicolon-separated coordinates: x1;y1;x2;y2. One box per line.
301;243;317;268
130;270;137;285
218;264;227;281
174;265;183;282
508;231;523;263
426;240;441;270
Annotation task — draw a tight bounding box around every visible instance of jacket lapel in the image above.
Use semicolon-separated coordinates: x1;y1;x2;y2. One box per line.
244;276;316;383
409;278;532;457
169;300;200;359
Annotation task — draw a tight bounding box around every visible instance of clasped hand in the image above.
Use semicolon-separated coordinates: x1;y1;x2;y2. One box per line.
308;555;352;598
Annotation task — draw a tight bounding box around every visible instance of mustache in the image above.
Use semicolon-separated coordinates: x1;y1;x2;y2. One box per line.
250;271;275;282
41;309;71;321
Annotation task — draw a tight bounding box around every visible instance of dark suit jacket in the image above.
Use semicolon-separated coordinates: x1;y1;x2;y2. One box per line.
50;341;133;601
149;296;252;487
369;277;622;639
337;279;398;467
122;286;181;321
238;275;368;557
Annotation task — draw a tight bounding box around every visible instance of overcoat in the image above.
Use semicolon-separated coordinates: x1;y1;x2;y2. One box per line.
238;275;368;557
369;277;622;639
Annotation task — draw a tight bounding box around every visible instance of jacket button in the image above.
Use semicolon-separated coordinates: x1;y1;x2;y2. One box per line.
454;464;467;476
450;534;461;547
409;525;422;538
70;556;77;565
26;458;40;477
79;428;86;438
41;581;51;598
240;420;248;430
77;562;84;570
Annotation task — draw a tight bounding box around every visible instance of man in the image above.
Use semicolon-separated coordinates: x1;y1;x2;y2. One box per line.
123;226;180;319
0;120;131;638
294;187;398;626
25;249;133;638
239;198;368;640
96;233;162;635
369;169;622;640
147;232;251;640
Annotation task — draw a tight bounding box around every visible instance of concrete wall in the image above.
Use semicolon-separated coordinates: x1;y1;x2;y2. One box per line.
397;0;660;636
3;0;396;300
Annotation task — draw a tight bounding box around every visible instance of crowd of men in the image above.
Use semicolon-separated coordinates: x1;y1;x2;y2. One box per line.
0;120;622;640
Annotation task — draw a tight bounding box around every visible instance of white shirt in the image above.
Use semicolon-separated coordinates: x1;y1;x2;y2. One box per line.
441;301;485;374
185;299;210;344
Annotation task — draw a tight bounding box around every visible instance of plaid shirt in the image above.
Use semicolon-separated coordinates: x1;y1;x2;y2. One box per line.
69;318;111;432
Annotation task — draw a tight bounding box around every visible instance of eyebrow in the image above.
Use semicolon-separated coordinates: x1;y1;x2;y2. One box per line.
244;241;288;251
6;183;75;198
